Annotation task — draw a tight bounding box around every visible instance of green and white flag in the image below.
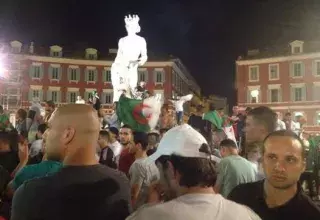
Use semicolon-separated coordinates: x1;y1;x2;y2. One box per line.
117;95;162;132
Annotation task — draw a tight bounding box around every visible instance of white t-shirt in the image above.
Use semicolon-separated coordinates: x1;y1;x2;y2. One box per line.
126;193;261;220
173;100;185;112
109;141;122;165
276;119;286;130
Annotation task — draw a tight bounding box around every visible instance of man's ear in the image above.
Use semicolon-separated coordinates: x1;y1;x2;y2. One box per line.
62;127;75;145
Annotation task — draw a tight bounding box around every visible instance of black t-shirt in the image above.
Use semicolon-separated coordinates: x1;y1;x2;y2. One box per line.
228;180;320;220
11;164;132;220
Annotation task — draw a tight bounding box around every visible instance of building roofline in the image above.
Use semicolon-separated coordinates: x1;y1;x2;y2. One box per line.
236;52;320;66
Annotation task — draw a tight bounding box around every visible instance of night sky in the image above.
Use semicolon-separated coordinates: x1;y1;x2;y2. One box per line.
1;0;320;105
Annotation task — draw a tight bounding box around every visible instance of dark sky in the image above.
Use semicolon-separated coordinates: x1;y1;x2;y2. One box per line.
1;0;320;105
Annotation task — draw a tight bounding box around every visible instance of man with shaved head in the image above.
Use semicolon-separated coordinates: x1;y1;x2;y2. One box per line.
11;104;132;220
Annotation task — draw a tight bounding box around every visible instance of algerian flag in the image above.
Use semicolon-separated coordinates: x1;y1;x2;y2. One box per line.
203;110;223;130
116;95;162;132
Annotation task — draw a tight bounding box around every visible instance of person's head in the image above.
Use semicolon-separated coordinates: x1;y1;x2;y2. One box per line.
232;106;239;115
245;106;277;144
284;112;292;121
16;108;27;121
219;139;238;158
108;127;119;141
36;123;48;140
148;131;160;146
159;128;169;139
45;100;55;113
119;124;132;146
45;104;100;164
131;132;148;154
216;108;225;117
196;105;204;113
125;14;141;34
161;104;169;115
262;130;306;190
98;130;110;149
0;105;4;114
151;124;216;199
245;107;252;115
209;103;215;111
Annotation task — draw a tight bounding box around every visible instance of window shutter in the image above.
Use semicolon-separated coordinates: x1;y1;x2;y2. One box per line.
101;92;106;103
279;88;282;102
247;89;251;103
145;71;149;83
267;89;271;102
67;68;71;81
102;70;106;82
153;70;157;83
162;71;165;82
290;87;294;101
85;69;88;82
76;68;80;81
302;63;305;76
94;69;98;82
48;66;52;79
28;90;33;101
84;91;89;101
40;65;44;79
66;92;70;103
302;86;307;101
57;91;61;103
47;90;52;101
58;67;62;80
39;90;43;101
290;63;293;77
29;66;34;78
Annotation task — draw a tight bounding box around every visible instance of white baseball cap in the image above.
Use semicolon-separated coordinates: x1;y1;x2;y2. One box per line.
149;124;211;161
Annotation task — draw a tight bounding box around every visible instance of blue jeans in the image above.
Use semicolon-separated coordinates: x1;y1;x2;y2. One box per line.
176;111;183;124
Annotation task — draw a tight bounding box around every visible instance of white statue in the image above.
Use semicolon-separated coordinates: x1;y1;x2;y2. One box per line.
111;14;148;102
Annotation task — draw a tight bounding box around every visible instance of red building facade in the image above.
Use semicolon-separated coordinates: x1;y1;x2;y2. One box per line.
1;41;200;115
236;40;320;133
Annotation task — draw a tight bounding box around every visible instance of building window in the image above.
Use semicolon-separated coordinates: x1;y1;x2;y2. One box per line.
156;71;163;83
88;54;95;60
270;89;279;102
105;93;112;104
249;66;259;81
69;92;77;103
293;46;301;54
88;70;95;81
51;67;59;79
314;61;320;76
269;64;279;80
293;87;303;101
248;89;260;103
51;91;58;103
105;70;111;82
70;69;77;81
314;84;320;101
316;112;320;125
138;71;146;82
52;51;60;57
33;90;40;98
292;62;303;77
33;66;41;78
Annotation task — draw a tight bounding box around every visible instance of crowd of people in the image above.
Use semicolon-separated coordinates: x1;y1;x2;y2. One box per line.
0;98;319;220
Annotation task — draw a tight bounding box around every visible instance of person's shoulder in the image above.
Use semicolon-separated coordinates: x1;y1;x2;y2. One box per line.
228;180;262;200
298;193;320;216
126;201;174;220
222;198;262;219
99;164;129;183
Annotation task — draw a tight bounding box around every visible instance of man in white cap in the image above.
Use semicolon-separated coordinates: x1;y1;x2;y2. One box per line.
126;124;261;220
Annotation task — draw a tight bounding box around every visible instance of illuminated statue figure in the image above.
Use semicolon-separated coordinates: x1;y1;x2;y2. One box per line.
111;14;148;102
75;96;85;104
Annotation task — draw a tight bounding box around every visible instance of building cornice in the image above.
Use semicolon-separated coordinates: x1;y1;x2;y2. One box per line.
236;52;320;66
22;55;174;67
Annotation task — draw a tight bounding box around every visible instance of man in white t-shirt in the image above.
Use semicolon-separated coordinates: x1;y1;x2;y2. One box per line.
107;127;122;166
168;94;193;125
126;124;261;220
275;113;286;131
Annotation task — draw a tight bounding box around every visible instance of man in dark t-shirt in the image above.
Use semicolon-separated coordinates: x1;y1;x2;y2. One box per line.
11;104;132;220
